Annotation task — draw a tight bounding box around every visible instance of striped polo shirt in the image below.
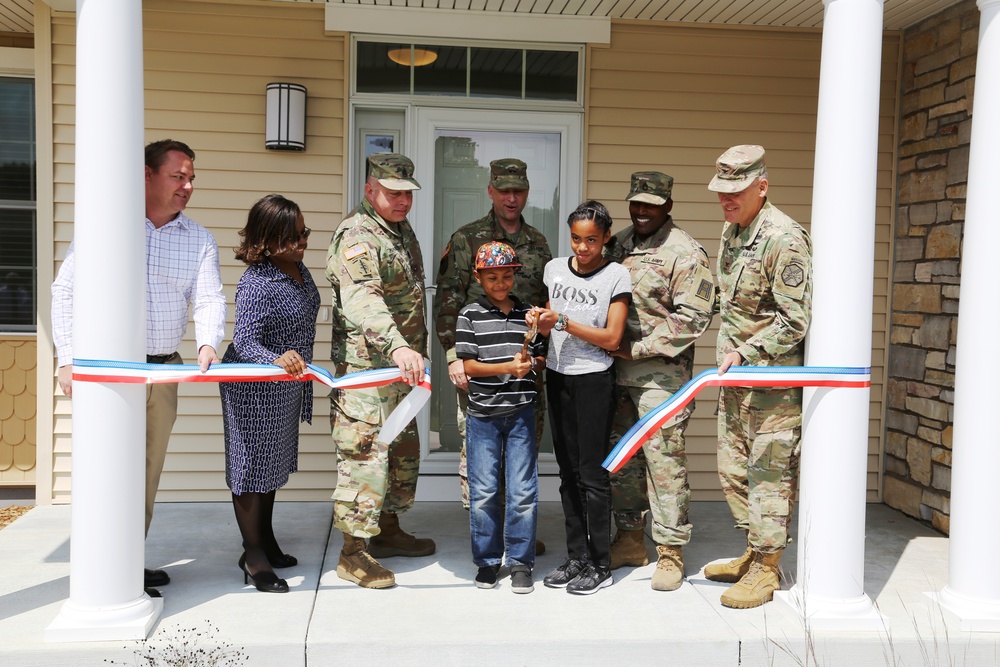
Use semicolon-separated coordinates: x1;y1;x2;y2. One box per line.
456;294;545;419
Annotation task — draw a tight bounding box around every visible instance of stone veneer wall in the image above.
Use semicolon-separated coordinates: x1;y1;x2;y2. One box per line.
886;0;979;535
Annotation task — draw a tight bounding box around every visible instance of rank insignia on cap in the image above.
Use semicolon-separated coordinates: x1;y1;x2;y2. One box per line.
781;263;805;288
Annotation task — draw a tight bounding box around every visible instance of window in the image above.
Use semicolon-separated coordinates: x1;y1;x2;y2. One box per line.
0;76;36;332
355;40;580;103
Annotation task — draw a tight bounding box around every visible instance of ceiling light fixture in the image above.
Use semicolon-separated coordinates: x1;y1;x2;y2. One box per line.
387;47;438;67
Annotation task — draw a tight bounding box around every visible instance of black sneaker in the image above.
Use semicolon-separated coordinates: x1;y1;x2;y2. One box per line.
510;566;534;594
475;564;501;589
543;558;587;589
566;564;613;595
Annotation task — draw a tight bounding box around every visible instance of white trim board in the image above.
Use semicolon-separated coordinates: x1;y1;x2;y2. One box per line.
326;5;610;44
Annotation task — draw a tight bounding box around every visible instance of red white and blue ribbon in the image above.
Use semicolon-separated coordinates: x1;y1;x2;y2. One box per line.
72;358;431;445
602;365;871;474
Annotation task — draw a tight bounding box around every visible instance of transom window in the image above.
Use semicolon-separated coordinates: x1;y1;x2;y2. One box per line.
355;40;580;102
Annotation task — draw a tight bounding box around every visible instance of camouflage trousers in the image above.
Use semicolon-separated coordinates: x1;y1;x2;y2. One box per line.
457;382;546;509
609;384;692;546
330;376;420;538
717;385;802;553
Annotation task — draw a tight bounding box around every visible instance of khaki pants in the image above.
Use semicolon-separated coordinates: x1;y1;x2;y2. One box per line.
145;353;181;535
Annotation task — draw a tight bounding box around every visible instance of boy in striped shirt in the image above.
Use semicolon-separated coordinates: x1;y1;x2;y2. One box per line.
456;241;545;594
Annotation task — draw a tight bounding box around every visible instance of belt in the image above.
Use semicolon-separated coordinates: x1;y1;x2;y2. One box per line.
146;353;176;364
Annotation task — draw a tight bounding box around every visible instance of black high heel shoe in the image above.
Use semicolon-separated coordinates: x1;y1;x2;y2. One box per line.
241;550;297;568
238;554;289;593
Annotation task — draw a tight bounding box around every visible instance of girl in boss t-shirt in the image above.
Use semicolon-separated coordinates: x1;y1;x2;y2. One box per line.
528;200;631;595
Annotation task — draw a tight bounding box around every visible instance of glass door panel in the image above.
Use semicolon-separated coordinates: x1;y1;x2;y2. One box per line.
412;108;582;489
428;129;561;463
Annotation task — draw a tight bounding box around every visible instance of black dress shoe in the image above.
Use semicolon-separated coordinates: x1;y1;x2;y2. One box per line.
246;551;298;569
267;552;298;568
238;554;289;593
144;568;170;587
144;587;162;598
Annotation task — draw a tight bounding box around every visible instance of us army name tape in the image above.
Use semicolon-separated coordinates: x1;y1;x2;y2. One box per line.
602;366;871;474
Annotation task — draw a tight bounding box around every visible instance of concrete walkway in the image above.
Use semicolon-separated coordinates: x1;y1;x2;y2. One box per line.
1;501;997;666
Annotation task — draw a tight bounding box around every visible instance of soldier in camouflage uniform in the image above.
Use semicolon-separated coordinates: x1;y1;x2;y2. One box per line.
434;159;552;523
706;145;813;609
326;153;435;589
606;172;714;591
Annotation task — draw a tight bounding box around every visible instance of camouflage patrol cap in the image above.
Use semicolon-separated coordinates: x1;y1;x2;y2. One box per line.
708;145;766;193
489;158;529;190
368;153;421;191
626;171;674;205
475;241;523;270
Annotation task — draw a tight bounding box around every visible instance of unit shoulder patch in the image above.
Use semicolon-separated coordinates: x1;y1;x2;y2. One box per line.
679;264;715;312
781;262;805;288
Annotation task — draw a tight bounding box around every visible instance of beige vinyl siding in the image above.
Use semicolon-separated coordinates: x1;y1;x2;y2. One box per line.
587;21;898;501
49;0;345;503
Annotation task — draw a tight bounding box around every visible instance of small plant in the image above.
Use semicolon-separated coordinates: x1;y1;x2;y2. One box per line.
105;620;248;667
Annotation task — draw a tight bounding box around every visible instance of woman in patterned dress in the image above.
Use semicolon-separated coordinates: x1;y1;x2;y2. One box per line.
220;194;320;593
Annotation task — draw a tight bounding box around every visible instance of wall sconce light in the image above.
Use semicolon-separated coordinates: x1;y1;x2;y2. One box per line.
265;82;306;151
387;47;438;67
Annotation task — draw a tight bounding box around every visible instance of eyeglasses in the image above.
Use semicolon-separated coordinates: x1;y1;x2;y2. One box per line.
296;228;312;241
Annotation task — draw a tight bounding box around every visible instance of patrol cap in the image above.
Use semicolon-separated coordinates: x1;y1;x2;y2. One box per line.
474;241;523;270
489;158;529;190
626;171;673;205
368;153;421;191
708;145;766;193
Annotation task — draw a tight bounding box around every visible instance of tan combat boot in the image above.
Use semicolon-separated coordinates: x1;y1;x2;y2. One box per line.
719;550;783;609
704;540;754;583
609;528;649;570
650;545;684;591
368;512;436;558
610;528;649;570
337;534;395;589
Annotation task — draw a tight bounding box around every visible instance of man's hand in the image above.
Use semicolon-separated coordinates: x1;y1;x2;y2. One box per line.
274;349;307;378
448;359;469;391
718;351;743;375
392;347;425;387
58;365;73;398
198;345;220;373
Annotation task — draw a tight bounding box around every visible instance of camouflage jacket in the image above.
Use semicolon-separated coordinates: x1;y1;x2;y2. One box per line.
716;200;812;367
326;199;428;370
435;209;552;363
606;219;714;391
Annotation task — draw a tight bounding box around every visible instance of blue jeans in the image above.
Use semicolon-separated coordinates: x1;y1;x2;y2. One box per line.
467;405;538;568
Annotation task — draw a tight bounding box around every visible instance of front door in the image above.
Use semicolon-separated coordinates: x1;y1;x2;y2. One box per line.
411;108;582;500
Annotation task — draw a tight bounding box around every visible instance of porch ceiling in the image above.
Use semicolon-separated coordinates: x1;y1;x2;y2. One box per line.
0;0;968;34
312;0;960;31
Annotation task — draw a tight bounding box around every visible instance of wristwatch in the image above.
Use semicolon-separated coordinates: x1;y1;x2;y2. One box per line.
554;313;569;332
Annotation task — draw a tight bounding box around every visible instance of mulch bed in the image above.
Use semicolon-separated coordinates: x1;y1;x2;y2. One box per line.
0;505;33;531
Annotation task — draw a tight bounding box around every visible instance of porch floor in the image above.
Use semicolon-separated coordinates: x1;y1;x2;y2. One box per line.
2;500;998;666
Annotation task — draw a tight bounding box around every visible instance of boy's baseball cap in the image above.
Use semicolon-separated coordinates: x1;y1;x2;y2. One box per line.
475;241;522;270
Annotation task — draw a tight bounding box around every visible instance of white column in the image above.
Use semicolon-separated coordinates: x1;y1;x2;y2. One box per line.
934;0;1000;632
773;0;885;631
46;0;160;641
